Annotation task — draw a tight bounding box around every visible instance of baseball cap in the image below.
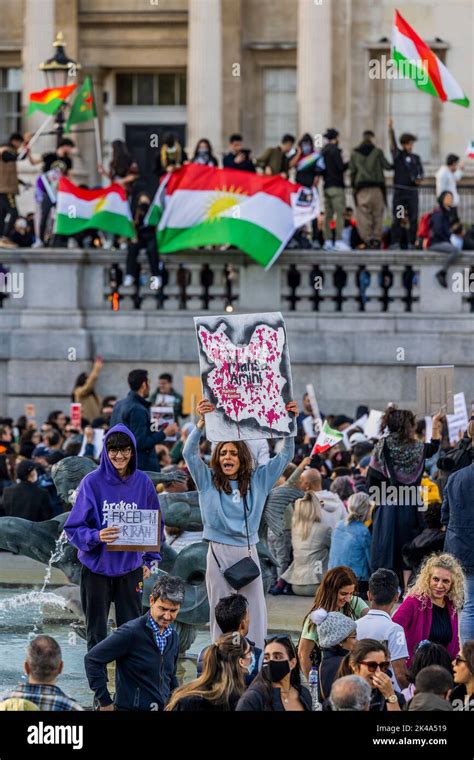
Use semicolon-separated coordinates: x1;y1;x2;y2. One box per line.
16;459;37;481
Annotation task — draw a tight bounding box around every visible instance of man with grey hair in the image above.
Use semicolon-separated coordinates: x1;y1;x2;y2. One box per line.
6;635;82;710
329;675;371;711
85;575;185;710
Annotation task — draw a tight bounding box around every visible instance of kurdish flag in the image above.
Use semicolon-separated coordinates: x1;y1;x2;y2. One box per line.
392;10;469;107
311;421;344;456
146;163;319;269
28;85;77;116
65;76;97;132
54;177;135;238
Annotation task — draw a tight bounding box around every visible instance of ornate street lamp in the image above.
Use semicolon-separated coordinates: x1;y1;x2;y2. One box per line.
39;32;81;146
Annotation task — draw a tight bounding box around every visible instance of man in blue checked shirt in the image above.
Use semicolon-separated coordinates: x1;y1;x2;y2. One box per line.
5;635;83;711
85;576;184;711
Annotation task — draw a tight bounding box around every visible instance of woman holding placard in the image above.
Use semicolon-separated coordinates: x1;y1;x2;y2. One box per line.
64;423;163;651
183;398;298;651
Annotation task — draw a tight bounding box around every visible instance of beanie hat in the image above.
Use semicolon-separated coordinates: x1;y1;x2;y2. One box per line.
310;608;357;648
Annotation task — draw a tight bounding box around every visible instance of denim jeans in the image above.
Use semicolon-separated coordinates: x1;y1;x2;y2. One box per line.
460;573;474;645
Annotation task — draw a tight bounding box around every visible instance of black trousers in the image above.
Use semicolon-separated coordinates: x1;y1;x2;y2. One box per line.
126;236;159;278
0;193;18;237
80;564;144;650
391;189;419;245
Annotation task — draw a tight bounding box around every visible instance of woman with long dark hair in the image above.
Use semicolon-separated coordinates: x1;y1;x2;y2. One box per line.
191;138;218;167
183;397;298;650
367;405;444;588
166;632;249;711
98;139;139;192
236;635;311;711
335;638;404;711
298;566;368;679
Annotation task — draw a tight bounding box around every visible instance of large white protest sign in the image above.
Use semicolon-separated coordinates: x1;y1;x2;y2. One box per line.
416;365;454;416
194;312;295;442
364;410;384;439
447;392;469;444
78;428;105;459
106;509;160;552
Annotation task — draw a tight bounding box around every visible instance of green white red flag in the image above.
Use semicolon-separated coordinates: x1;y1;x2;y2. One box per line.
391;10;469;107
466;141;474;159
311;420;344;456
145;164;319;269
54;177;135;238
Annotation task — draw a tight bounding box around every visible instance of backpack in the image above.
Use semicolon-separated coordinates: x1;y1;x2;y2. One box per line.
437;437;473;474
417;210;434;250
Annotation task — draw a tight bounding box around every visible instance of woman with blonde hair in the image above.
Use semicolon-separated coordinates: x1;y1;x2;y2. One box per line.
281;491;332;597
328;492;372;597
166;633;250;711
393;553;464;666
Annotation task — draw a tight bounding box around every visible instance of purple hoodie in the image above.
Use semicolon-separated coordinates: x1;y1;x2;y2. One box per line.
64;423;163;576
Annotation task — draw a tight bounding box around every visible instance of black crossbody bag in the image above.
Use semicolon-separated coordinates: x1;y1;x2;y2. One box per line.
210;493;261;591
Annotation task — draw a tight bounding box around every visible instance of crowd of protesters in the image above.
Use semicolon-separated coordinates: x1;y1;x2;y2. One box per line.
0;361;473;712
1;126;473;288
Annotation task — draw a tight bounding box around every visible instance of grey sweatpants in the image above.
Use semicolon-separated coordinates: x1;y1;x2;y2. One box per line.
206;541;267;651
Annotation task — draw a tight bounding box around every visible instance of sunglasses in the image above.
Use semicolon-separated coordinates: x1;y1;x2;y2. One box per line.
454;655;466;665
265;634;297;657
360;660;391;673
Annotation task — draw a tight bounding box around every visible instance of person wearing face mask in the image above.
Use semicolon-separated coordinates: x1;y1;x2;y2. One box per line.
191;138;218;167
166;632;250;711
289;133;325;249
183;398;298;651
235;635;312;711
2;459;52;521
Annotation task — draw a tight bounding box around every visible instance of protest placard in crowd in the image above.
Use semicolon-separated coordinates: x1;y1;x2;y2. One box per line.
106;508;160;552
416;365;454;415
194;311;295;441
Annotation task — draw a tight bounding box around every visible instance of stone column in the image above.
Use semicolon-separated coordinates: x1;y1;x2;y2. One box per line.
186;0;222;156
297;0;332;139
22;0;56;140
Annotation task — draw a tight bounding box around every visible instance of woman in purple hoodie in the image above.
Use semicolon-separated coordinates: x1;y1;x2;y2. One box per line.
64;424;163;650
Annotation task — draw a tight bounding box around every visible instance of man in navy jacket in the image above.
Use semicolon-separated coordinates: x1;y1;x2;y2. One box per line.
84;576;184;710
111;369;178;471
442;460;474;644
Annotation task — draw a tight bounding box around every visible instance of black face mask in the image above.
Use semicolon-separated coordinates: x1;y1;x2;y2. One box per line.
264;660;291;683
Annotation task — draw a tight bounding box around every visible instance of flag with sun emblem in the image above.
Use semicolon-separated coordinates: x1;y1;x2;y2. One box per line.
145;164;319;268
54;177;135;238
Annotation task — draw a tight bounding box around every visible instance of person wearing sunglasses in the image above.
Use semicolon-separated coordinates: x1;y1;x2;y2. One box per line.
64;424;163;653
235;635;312;711
336;639;404;711
450;641;474;710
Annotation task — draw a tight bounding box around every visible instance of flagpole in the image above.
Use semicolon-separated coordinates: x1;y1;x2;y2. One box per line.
17;114;54;161
93;117;102;167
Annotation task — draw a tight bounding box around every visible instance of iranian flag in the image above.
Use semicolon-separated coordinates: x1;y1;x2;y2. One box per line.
311;421;344;456
146;164;319;269
54;177;135;238
392;10;470;107
466;141;474;159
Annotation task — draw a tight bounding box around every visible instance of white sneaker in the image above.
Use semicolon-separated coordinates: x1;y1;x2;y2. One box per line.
334;239;351;251
123;274;134;287
31;239;44;248
323;240;334;251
